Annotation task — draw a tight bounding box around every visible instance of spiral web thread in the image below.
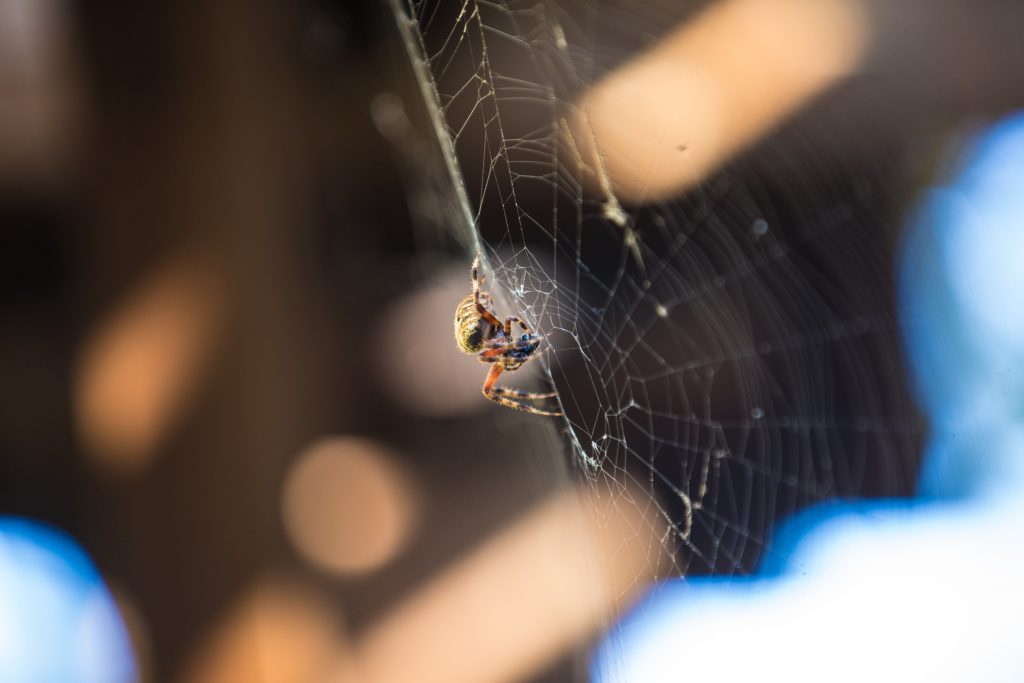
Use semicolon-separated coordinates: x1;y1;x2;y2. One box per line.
388;0;922;581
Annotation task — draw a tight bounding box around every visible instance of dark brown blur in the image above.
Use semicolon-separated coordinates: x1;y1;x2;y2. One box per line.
2;2;664;681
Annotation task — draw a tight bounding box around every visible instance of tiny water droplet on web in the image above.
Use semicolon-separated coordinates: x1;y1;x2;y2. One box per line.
552;21;568;51
751;406;765;419
603;200;628;227
752;218;769;237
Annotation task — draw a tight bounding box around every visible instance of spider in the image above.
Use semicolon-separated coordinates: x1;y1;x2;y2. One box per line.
454;255;562;416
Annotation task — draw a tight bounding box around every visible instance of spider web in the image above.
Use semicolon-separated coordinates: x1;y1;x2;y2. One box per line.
385;0;923;579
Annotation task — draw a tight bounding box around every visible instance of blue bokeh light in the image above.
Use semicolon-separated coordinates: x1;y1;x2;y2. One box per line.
0;518;137;683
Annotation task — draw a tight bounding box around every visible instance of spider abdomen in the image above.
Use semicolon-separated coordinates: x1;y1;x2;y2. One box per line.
454;293;494;354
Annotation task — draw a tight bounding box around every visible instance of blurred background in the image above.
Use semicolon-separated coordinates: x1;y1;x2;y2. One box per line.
2;0;1023;681
2;1;635;681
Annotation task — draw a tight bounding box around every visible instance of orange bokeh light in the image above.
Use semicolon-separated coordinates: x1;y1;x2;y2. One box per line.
571;0;869;202
282;437;418;577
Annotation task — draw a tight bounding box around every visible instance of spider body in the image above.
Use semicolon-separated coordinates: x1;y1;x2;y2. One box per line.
453;293;492;355
454;256;561;416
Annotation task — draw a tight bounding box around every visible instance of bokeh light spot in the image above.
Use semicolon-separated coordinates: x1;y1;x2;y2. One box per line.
0;517;136;683
375;266;489;417
74;255;224;473
282;437;417;576
181;578;337;683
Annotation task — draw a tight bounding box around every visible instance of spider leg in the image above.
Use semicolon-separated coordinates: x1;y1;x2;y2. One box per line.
478;346;507;363
483;333;546;350
480;335;552;368
482;364;562;416
488;394;562;416
471;256;503;329
471;255;482;284
491;386;558;400
503;316;531;337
